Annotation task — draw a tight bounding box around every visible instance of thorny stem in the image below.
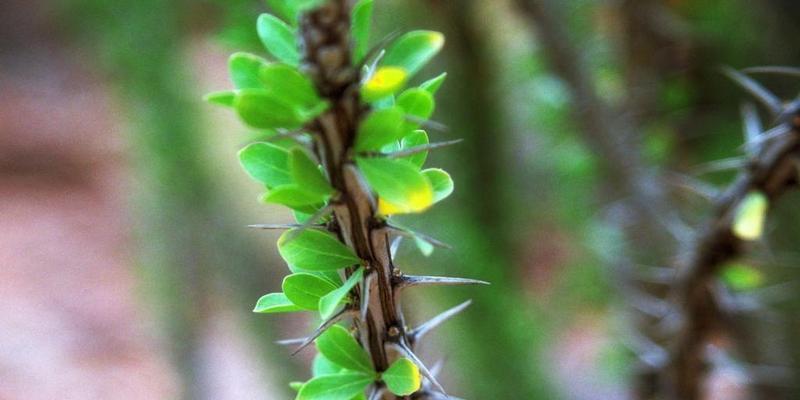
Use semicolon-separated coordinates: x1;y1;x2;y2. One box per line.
663;110;800;400
299;1;412;397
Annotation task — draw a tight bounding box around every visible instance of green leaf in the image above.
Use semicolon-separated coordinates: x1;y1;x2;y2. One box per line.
357;157;434;215
382;358;421;396
289;148;334;197
266;0;326;24
319;268;364;319
354;107;405;151
316;325;373;373
423;168;454;203
263;185;326;209
312;353;343;377
296;372;374;400
400;130;429;168
290;381;304;392
229;52;268;89
419;72;447;95
381;31;444;77
257;13;300;66
259;63;322;109
234;89;305;129
396;88;434;131
732;191;768;240
204;91;236;107
721;263;764;291
283;273;340;310
351;0;373;63
253;293;303;313
238;142;291;188
278;229;360;271
361;67;408;102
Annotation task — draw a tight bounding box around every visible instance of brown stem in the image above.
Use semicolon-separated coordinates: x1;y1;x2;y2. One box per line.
299;1;412;397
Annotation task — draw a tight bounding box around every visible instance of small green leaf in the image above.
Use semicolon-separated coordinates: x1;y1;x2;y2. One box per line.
289;148;334;197
423;168;454;203
361;67;408;103
312;353;343;377
319;268;364;319
263;185;326;209
357;157;434;215
732;191;768;240
253;293;303;313
316;325;373;373
234;89;305;129
355;107;405;151
397;88;434;120
283;273;340;310
278;229;360;271
204;91;236;107
381;31;444;77
259;63;322;109
296;371;374;400
257;13;300;66
419;72;447;95
229;52;268;89
721;263;764;291
382;358;421;396
351;0;373;63
400;130;429;168
396;88;434;131
238;142;291;188
290;382;304;392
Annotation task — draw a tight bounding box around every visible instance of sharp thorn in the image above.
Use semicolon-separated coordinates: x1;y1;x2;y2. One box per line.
742;66;800;77
291;308;353;355
248;223;322;230
275;337;307;346
667;172;720;200
741;102;762;152
429;358;445;379
405;115;449;132
368;386;385;400
280;205;334;244
388;225;452;249
390;235;403;259
743;123;792;149
721;66;783;115
359;30;401;70
397;275;490;291
410;300;472;343
358;139;464;159
393;341;448;397
692;157;748;175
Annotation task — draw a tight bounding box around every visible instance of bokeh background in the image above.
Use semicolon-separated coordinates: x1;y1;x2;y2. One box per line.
2;0;800;399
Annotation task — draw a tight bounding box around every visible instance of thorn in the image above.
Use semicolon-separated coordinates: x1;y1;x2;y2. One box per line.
721;66;783;115
635;266;676;285
393;341;448;397
358;139;464;159
404;115;450;132
388;225;452;249
744;123;792;149
367;385;385;400
360;273;374;321
248;223;322;230
292;308;353;355
280;205;334;244
429;358;445;379
619;330;669;369
668;172;720;200
741;103;762;153
692;157;748;175
390;235;403;259
396;275;490;291
358;30;401;70
424;393;466;400
275;337;306;346
742;66;800;77
410;300;472;343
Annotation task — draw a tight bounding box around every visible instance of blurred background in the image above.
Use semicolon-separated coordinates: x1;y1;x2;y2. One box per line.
2;0;800;399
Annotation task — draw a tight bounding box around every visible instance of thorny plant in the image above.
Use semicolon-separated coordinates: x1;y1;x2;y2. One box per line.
206;1;484;399
644;67;800;400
